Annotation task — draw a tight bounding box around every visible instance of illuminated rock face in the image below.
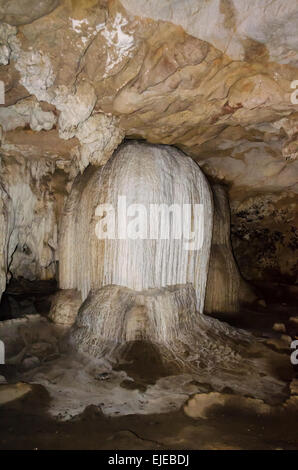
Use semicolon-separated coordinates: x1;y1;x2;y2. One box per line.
59;141;213;313
1;0;296;291
205;185;256;315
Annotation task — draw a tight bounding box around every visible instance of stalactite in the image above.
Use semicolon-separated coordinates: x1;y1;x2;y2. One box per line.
0;183;12;300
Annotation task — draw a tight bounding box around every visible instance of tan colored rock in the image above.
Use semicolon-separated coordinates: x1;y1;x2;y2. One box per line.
0;0;296;293
290;379;298;396
283;395;298;412
49;289;82;326
121;0;298;65
184;392;271;419
281;334;292;344
0;382;32;405
0;0;59;26
205;185;256;315
273;323;286;333
1;0;295;171
264;337;290;351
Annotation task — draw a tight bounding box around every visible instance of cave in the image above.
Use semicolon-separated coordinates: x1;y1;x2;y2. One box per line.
0;0;297;453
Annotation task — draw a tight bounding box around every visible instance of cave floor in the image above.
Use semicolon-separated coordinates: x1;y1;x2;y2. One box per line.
0;300;297;450
0;385;298;450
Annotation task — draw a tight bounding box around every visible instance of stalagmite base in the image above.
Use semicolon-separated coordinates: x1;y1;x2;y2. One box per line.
70;283;288;404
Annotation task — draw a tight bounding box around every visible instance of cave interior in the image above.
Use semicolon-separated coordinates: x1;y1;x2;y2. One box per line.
0;0;297;451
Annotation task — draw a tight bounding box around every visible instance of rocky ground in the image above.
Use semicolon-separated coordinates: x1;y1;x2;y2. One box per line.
0;298;297;450
0;0;297;451
0;389;298;450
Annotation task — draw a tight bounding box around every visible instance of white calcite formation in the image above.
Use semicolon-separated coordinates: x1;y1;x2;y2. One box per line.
0;153;60;299
59;141;267;385
49;289;82;326
73;113;125;172
69;283;287;405
0;0;296;286
205;185;256;315
0;97;56;132
70;284;197;361
59;141;213;313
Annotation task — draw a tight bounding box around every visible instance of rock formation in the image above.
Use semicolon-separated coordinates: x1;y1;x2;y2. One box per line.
69;283;287;404
55;141;280;403
0;1;295;289
0;1;296;438
0;152;61;299
49;288;81;326
59;141;213;312
205;185;256;315
0;0;296;293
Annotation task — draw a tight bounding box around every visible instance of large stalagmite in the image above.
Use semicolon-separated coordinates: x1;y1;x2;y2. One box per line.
59;141;213;313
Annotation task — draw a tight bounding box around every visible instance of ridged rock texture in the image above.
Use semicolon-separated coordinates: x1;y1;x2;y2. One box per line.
59;141;213;313
0;1;296;420
49;289;82;326
69;283;288;404
60;141;258;374
0;152;64;299
205;185;256;315
0;0;297;298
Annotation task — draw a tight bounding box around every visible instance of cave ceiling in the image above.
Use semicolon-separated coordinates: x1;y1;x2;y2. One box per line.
0;0;297;202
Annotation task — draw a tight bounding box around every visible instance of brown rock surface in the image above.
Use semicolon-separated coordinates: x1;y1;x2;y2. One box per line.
0;0;296;291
